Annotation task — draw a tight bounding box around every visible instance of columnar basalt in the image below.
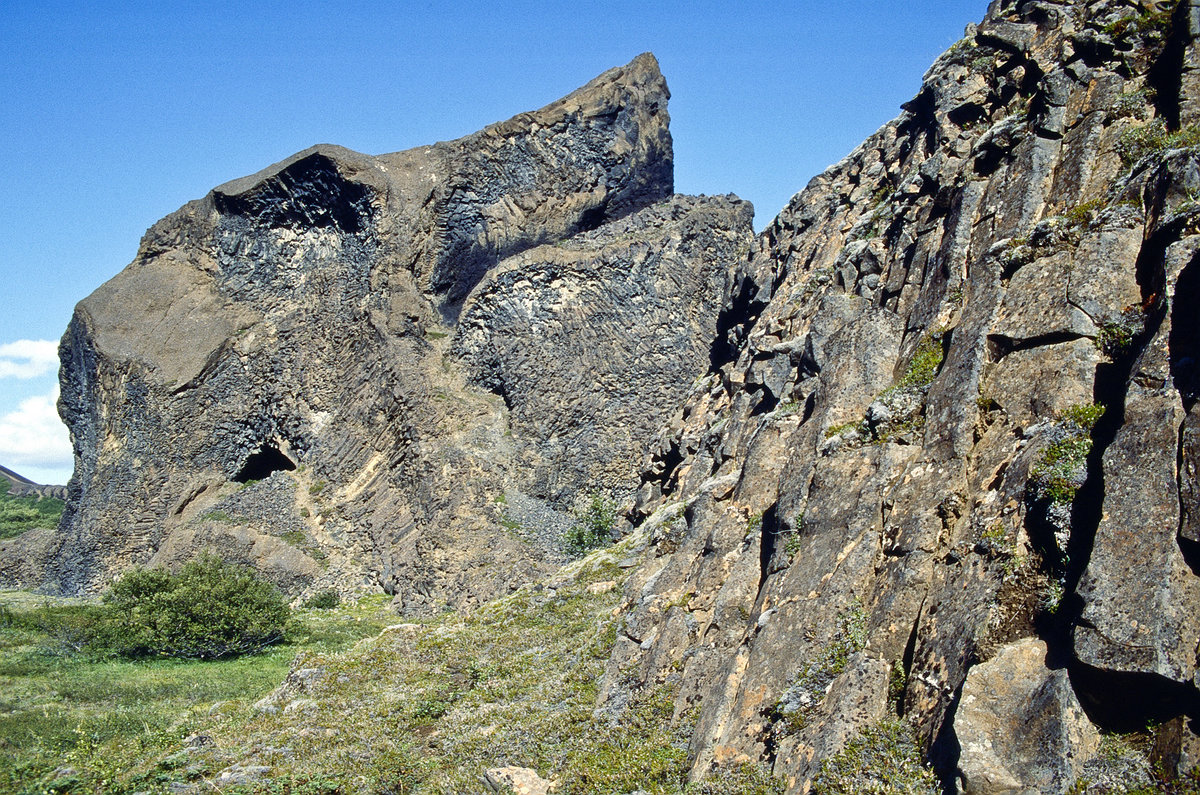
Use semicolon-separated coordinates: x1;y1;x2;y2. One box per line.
32;54;757;615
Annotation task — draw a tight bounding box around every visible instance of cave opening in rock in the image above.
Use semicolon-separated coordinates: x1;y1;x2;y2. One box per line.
234;441;296;483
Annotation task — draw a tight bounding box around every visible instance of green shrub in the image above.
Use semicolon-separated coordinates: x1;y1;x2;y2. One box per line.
896;334;944;390
1064;198;1106;228
1116;121;1200;167
1102;7;1173;40
303;589;341;610
810;719;939;794
1096;309;1145;358
1061;403;1105;430
565;495;616;554
1029;404;1105;505
99;554;290;659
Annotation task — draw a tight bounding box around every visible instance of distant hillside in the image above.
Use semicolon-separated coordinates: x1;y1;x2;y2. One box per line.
0;465;67;500
0;475;65;540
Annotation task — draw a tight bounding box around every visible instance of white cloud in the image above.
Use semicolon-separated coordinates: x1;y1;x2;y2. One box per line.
0;339;60;379
0;386;73;479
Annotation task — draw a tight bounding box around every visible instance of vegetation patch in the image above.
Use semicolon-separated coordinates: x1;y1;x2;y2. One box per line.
1111;88;1153;121
809;719;939;794
1096;308;1146;358
302;589;341;610
565;494;616;554
100;555;291;660
0;480;64;539
1102;7;1174;41
894;333;944;391
95;539;776;794
1029;403;1105;505
772;602;869;732
1064;197;1107;229
1115;120;1200;167
0;590;394;794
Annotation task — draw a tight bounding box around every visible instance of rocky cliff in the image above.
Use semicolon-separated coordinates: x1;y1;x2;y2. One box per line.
9;0;1200;791
31;53;754;612
600;0;1200;791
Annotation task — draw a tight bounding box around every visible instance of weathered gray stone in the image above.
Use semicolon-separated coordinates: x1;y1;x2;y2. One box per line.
12;1;1200;791
598;2;1200;789
23;54;758;614
954;638;1099;794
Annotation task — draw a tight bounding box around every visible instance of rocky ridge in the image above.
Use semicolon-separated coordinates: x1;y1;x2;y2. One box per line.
598;0;1200;791
28;53;754;614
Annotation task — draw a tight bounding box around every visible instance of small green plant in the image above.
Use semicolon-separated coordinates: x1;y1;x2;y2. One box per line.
1029;404;1105;505
1116;121;1200;167
1111;88;1152;121
1103;7;1173;40
810;719;940;794
773;601;869;731
887;662;908;713
783;514;805;561
280;529;308;547
1061;403;1105;429
1003;236;1034;270
775;400;803;416
1041;578;1066;616
978;520;1015;559
896;334;944;390
303;589;341;609
746;511;764;539
99;554;290;659
565;495;616;554
1096;308;1145;358
308;480;327;496
825;420;865;439
969;52;993;72
1064;197;1106;228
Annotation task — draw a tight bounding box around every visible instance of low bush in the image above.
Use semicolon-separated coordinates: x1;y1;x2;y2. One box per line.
302;588;341;610
565;495;616;554
98;554;290;659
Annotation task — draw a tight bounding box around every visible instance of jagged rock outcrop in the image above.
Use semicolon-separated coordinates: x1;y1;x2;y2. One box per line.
26;53;756;612
598;1;1200;792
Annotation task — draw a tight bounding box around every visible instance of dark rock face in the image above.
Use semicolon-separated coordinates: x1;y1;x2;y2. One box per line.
455;196;753;503
35;53;757;613
595;2;1200;792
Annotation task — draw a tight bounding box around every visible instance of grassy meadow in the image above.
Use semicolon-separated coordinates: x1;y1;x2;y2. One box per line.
0;535;782;794
0;591;395;794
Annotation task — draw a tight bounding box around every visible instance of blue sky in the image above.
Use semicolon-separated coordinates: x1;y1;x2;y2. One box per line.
0;1;986;484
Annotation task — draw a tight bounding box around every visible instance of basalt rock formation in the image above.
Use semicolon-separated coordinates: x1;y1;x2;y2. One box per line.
598;0;1200;792
32;53;754;612
12;0;1200;791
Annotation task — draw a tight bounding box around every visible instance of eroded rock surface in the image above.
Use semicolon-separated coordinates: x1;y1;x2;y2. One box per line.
27;54;756;613
13;0;1200;791
596;1;1200;791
